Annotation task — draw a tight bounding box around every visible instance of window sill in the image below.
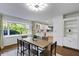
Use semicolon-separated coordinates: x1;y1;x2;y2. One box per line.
4;34;28;38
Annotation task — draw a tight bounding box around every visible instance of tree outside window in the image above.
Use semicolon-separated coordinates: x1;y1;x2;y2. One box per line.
3;22;30;35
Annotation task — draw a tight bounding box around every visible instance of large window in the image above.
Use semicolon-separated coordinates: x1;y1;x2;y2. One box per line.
3;21;31;35
9;23;28;35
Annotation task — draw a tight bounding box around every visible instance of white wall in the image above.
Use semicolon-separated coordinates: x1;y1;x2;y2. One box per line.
52;15;64;46
0;15;3;48
3;15;32;25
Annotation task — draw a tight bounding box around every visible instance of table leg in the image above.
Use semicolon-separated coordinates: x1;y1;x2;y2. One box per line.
22;42;24;56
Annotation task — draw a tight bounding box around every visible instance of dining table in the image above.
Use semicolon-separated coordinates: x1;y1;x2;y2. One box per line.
22;36;53;56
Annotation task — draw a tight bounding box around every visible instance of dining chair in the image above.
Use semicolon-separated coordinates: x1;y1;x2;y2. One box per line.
22;40;30;56
29;35;38;56
30;45;38;56
17;39;30;56
30;36;50;56
17;39;23;56
40;41;57;56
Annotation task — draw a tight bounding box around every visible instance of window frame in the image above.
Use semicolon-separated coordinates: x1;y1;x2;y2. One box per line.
3;20;32;36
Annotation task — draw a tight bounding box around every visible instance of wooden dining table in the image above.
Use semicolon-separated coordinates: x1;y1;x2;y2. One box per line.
22;37;53;56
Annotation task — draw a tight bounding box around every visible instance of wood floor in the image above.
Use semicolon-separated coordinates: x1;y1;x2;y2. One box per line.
1;44;17;54
56;46;79;56
0;44;79;56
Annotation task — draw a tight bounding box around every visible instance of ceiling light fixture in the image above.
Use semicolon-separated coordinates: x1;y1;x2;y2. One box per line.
26;3;48;12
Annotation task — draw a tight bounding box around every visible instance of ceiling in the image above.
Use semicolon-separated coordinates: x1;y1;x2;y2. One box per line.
0;3;79;24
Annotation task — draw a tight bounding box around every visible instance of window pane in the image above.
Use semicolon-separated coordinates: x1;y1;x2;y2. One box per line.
8;23;29;35
3;21;8;35
4;30;8;35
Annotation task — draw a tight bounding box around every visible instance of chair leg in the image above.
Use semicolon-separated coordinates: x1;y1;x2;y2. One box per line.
17;43;19;56
28;44;30;56
55;47;56;56
21;44;23;56
23;42;24;56
17;47;19;56
0;48;1;56
51;45;52;56
37;46;39;56
55;42;57;56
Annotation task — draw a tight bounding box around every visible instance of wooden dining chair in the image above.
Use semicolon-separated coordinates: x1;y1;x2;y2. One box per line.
40;41;57;56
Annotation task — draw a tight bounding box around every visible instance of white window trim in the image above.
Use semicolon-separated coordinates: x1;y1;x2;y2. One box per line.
3;20;32;36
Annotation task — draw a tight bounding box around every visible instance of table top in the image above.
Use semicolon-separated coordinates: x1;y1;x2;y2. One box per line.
23;37;53;48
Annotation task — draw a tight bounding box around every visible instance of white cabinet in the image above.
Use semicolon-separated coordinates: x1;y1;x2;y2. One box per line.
3;35;21;46
77;38;79;49
63;18;79;49
63;37;74;47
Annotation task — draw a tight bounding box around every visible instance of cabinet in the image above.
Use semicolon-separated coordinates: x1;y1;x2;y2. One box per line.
3;35;21;46
63;18;78;49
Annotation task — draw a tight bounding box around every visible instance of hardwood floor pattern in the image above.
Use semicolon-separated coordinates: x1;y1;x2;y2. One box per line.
56;46;79;56
1;44;79;56
1;44;17;54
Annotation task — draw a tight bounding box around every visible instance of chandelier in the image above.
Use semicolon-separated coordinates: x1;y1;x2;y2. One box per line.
26;3;48;12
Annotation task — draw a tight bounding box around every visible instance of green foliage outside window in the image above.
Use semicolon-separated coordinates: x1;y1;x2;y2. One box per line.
8;23;29;35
